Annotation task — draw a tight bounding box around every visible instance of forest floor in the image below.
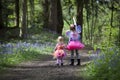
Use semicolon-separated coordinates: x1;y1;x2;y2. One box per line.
0;49;92;80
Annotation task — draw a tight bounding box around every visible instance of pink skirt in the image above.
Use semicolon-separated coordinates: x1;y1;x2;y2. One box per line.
53;49;66;58
67;41;85;50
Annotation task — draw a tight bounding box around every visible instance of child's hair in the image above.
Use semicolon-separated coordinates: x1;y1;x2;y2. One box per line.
57;36;64;42
70;24;75;31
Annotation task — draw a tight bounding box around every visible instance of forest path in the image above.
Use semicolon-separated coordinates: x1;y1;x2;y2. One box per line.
0;50;92;80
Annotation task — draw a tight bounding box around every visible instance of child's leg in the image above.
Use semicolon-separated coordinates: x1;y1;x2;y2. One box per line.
70;50;74;65
61;58;63;66
75;49;80;59
56;58;61;65
75;49;81;65
71;50;74;59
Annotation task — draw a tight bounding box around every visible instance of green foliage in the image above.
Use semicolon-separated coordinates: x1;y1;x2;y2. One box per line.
0;28;56;70
1;0;15;27
83;0;120;47
62;0;76;25
85;46;120;80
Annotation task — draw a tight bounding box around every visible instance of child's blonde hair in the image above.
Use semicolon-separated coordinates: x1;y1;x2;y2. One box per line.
57;36;64;42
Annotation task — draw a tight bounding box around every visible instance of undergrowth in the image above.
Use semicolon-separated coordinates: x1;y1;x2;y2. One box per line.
0;27;57;70
83;45;120;80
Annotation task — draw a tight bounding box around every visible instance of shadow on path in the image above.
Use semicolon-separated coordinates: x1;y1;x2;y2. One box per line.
0;50;92;80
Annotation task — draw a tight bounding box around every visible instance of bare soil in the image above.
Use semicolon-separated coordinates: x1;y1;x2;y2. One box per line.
0;50;92;80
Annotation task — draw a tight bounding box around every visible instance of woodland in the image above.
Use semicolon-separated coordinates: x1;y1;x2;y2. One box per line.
0;0;120;80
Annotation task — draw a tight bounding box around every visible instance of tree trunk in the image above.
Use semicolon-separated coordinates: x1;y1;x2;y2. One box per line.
42;0;49;29
15;0;19;28
76;0;84;41
0;0;4;29
84;0;90;41
29;0;34;27
90;0;94;45
109;1;114;44
21;0;27;38
56;0;63;35
48;0;57;32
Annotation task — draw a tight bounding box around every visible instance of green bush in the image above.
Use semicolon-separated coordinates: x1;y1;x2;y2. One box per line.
85;46;120;80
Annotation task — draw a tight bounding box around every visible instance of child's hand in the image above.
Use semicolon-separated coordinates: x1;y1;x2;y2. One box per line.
64;44;68;50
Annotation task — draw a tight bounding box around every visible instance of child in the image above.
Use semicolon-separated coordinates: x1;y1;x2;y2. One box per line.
66;24;85;66
53;36;66;66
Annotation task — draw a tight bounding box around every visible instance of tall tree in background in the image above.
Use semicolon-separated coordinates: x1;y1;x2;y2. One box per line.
0;0;4;29
56;0;64;34
29;0;34;27
15;0;19;28
49;0;58;33
84;0;90;40
76;0;84;41
42;0;49;29
21;0;28;38
48;0;63;35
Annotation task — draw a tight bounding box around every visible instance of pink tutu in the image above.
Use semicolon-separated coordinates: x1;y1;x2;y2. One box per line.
67;41;85;50
53;49;66;58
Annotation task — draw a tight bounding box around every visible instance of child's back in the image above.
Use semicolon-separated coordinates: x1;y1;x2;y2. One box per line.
53;36;66;66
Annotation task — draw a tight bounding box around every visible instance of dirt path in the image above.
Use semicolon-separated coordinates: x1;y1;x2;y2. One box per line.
0;50;91;80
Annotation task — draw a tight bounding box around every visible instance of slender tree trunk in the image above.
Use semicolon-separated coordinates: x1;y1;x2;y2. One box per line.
0;0;4;29
15;0;19;28
21;0;27;38
118;19;120;46
56;0;63;35
29;0;34;27
91;0;94;45
118;10;120;46
109;1;113;43
84;0;90;41
42;0;49;29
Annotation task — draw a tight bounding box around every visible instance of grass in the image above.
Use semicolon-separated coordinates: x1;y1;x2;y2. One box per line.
0;27;57;70
0;22;71;71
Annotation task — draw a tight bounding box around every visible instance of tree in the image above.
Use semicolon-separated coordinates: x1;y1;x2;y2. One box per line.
29;0;34;27
15;0;20;28
0;0;4;29
48;0;63;35
42;0;49;29
56;0;64;34
21;0;28;38
76;0;84;41
48;0;58;32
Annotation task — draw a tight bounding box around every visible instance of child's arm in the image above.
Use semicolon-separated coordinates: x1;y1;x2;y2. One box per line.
54;43;58;51
63;43;67;50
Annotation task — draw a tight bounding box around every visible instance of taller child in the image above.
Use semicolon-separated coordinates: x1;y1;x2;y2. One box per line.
66;24;84;66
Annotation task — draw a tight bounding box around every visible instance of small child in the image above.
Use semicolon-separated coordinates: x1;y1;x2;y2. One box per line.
53;36;66;66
